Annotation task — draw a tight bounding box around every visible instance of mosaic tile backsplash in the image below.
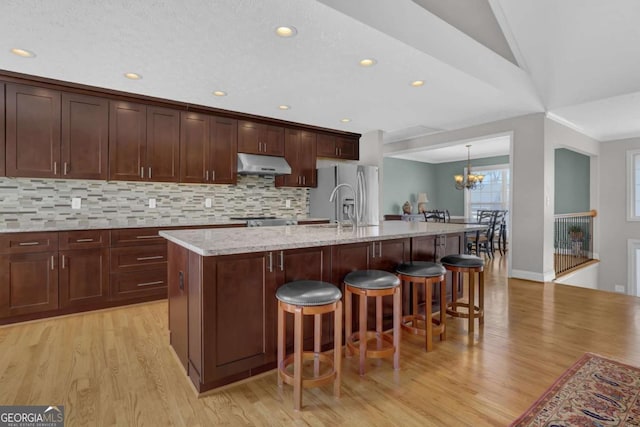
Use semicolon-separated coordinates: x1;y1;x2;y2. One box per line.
0;176;309;231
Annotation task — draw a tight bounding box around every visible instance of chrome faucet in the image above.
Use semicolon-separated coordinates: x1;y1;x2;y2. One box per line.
329;183;358;227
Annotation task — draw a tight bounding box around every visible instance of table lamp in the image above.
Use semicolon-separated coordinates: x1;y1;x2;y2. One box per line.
417;193;429;213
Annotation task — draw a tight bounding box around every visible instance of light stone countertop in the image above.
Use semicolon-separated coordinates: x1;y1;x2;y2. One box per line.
0;217;330;233
160;221;486;256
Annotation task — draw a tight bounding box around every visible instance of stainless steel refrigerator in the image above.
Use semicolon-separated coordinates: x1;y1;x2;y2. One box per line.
309;164;379;226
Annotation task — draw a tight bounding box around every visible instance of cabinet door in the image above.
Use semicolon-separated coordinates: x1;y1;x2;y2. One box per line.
61;93;108;180
275;129;301;187
316;133;336;158
336;136;359;160
179;112;209;184
299;131;317;187
0;83;5;177
146;106;179;182
263;125;285;156
59;248;109;308
411;235;437;262
6;84;61;178
109;101;146;181
202;252;276;383
0;252;58;317
330;242;370;285
210;116;237;184
237;120;261;154
167;242;189;372
370;238;410;330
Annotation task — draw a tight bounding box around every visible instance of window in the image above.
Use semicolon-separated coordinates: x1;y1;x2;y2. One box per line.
626;150;640;221
464;164;510;218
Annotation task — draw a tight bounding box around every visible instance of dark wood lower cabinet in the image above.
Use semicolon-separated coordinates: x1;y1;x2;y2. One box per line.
59;248;109;308
0;252;58;317
184;251;277;391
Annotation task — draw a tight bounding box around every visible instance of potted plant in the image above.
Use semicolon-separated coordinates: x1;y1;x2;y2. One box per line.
568;225;583;241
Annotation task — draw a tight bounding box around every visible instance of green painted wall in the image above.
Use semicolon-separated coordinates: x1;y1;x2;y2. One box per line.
382;157;438;215
554;148;590;214
383;155;510;216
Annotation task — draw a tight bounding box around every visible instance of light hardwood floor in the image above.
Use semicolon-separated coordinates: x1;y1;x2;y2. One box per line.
1;256;639;426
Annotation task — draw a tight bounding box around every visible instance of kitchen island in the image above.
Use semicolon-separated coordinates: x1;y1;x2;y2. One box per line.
160;221;484;393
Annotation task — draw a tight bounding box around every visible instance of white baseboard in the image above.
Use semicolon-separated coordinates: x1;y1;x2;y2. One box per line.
511;269;555;283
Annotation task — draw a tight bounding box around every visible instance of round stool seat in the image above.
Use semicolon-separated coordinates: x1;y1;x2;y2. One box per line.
276;280;342;306
396;261;446;277
344;270;400;290
440;254;484;268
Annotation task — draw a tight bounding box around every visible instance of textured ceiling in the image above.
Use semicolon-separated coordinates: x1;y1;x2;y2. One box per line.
0;0;637;151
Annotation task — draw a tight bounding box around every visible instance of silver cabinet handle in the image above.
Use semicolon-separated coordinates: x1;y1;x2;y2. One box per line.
137;280;163;287
371;242;376;258
267;252;273;273
140;167;144;178
303;176;306;185
211;170;215;181
51;255;55;270
63;162;68;175
75;238;94;243
53;161;57;175
135;235;158;239
19;241;40;246
279;251;284;271
205;170;209;181
148;167;152;178
379;241;382;257
62;255;66;269
136;255;164;261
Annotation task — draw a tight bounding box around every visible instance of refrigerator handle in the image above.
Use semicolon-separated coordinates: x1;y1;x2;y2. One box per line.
358;170;366;223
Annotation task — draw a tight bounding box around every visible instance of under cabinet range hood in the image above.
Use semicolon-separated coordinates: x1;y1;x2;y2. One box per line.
237;153;292;175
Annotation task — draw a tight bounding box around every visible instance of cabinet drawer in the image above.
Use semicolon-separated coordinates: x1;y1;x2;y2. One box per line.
59;230;109;250
110;245;167;272
111;227;166;246
110;269;167;299
0;232;58;254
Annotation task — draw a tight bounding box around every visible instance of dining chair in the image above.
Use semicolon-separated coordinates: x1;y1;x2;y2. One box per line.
467;211;497;258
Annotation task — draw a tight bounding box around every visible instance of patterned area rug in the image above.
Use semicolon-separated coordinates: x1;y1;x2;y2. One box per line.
511;353;640;426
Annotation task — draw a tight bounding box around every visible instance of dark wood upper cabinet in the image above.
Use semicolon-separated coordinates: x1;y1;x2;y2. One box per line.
180;112;209;184
109;101;179;182
146;106;180;182
5;84;61;178
180;113;237;184
0;83;5;177
61;93;108;180
109;101;147;181
276;129;317;188
237;120;284;156
209;116;237;184
316;133;359;160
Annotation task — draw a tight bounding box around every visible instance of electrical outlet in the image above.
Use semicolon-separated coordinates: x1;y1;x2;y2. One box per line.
614;284;625;293
205;198;213;208
286;199;291;208
71;197;81;209
149;198;156;209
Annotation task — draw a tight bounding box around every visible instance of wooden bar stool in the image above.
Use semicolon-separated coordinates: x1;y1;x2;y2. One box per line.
276;280;342;411
440;254;485;334
395;261;447;352
343;270;401;376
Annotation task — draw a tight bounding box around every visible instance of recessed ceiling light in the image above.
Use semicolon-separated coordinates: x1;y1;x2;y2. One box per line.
411;80;425;87
213;90;227;97
359;58;377;67
10;48;35;58
278;105;291;110
340;118;351;123
124;72;142;80
275;26;297;38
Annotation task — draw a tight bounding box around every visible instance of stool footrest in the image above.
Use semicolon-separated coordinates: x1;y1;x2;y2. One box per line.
446;302;484;319
346;331;395;359
279;352;337;388
401;314;446;337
